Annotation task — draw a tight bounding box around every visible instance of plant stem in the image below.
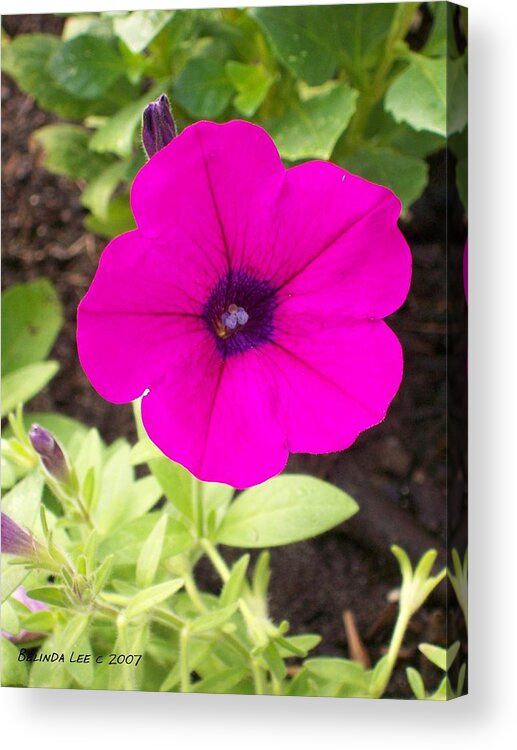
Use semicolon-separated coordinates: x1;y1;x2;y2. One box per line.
191;476;204;538
251;659;266;696
179;626;191;693
371;607;411;698
200;538;230;583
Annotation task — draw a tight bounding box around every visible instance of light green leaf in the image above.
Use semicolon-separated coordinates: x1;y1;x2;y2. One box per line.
20;609;55;633
113;10;175;53
89;84;164;158
226;61;274;117
84;193;135;238
190;602;239;634
419;641;460;672
385;53;447;136
174;57;233;118
135;514;168;589
276;634;321;658
220;555;250;607
2;639;29;687
342;145;428;211
74;428;103;489
1;361;59;417
1;600;20;637
217;474;358;548
81;161;128;221
25;586;67;608
64;631;94;688
304;657;369;698
129;438;162;466
253;4;397;85
2;279;63;375
32;124;111;181
49;35;126;100
125;578;184;619
406;667;426;699
97;514;192;568
269;83;358;161
192;666;248;694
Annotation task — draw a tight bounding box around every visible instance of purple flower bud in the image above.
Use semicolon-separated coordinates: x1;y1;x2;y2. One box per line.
142;94;177;158
29;424;69;482
1;586;48;643
1;512;41;557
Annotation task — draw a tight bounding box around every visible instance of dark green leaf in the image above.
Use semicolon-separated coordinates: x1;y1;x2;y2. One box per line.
174;57;233;118
50;35;126;100
341;145;428;211
1;34;94;118
269;83;358;161
253;4;396;85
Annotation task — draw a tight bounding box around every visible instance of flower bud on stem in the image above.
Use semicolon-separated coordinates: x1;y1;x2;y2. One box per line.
142;94;177;158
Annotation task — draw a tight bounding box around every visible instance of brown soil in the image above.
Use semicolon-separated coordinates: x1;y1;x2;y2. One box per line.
1;13;467;697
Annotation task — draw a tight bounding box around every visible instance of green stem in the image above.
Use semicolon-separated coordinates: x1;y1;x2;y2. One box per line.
180;626;192;693
251;659;266;696
191;476;204;538
200;538;230;583
371;608;411;698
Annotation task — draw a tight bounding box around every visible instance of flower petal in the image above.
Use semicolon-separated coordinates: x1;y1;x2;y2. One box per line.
270;162;410;319
131;120;284;275
141;344;288;489
77;230;212;403
269;319;403;453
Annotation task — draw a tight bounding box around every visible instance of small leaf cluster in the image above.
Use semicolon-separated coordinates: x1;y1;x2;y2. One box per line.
2;282;450;696
2;3;467;238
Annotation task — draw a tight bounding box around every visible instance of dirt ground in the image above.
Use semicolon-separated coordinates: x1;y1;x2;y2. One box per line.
1;13;467;697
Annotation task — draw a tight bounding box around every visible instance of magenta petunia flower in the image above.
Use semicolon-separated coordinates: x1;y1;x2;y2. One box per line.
77;121;411;488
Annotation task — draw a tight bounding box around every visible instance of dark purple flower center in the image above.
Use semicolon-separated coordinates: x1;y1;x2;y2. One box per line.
203;270;277;357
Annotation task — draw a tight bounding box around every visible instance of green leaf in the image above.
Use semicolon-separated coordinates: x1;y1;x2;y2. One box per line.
89;84;164;158
419;641;460;672
2;639;28;687
97;514;192;568
385;53;447;136
32;124;111;181
263;641;287;682
342;145;428;211
113;10;175;53
190;602;239;634
20;609;55;633
125;578;184;619
84;193;135;238
447;57;468;136
25;586;68;608
1;34;94;118
65;630;94;688
192;666;248;694
49;34;126;100
135;514;168;589
253;4;396;85
81;161;128;221
217;474;358;548
220;555;250;607
268;83;358;161
2;279;63;375
1;361;59;417
226;61;274;117
304;657;369;698
174;57;233;118
406;667;426;699
276;634;321;658
424;2;447;57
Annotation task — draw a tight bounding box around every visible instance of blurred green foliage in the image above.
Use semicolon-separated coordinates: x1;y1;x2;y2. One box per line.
2;3;467;235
